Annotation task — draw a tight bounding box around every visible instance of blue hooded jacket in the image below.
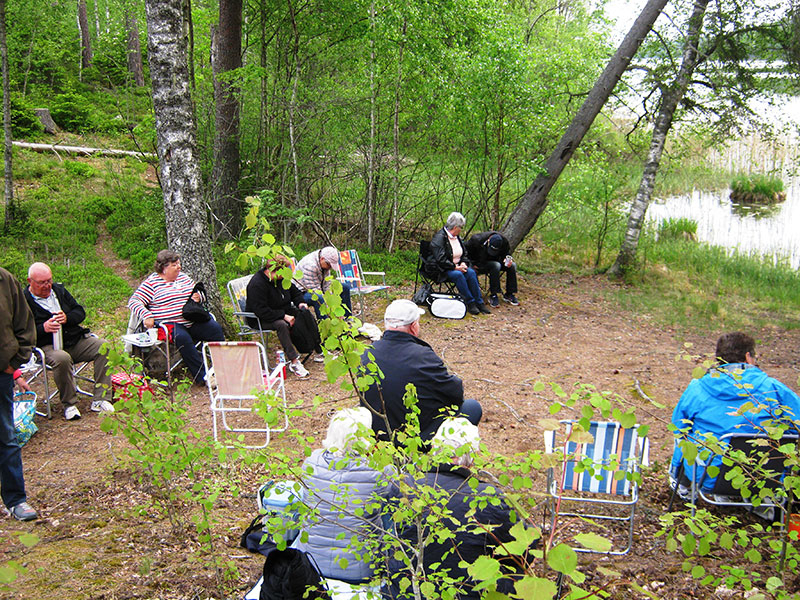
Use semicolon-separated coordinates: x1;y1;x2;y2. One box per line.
670;363;800;489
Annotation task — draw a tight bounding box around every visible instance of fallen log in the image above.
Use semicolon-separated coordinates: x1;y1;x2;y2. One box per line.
12;140;155;160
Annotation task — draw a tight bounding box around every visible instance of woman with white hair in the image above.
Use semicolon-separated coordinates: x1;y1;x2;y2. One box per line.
293;407;395;583
386;418;531;599
296;246;352;318
427;212;490;316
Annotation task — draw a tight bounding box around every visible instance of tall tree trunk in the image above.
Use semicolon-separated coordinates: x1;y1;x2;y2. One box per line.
500;0;669;251
93;0;100;37
609;0;710;277
388;20;406;254
125;8;145;86
285;0;301;243
211;0;242;240
0;0;13;231
78;0;92;70
366;0;376;249
143;0;225;324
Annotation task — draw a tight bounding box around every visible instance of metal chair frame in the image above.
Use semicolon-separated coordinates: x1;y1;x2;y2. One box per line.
202;341;288;449
332;249;389;317
227;275;272;364
544;420;649;556
413;240;461;299
20;344;96;419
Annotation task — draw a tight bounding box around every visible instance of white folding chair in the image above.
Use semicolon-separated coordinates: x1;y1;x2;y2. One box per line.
202;341;288;449
544;420;649;555
333;249;389;317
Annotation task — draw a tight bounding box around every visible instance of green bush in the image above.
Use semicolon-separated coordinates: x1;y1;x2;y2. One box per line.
10;94;44;138
64;160;97;178
657;217;697;241
730;173;785;203
50;91;93;133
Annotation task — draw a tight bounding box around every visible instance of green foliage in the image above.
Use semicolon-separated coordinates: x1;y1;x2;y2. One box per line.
731;173;785;203
49;91;93;133
658;218;698;241
9;94;43;138
105;190;167;277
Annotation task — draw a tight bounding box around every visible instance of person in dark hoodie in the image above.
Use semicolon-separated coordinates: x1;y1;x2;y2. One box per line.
669;331;800;493
464;231;519;308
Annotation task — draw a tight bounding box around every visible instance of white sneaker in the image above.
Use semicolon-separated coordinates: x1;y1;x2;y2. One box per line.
64;405;82;420
288;361;310;379
312;352;325;363
90;400;115;413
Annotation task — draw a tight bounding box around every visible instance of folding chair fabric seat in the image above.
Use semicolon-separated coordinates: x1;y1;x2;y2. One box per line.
203;341;288;449
333;249;389;317
544;420;649;555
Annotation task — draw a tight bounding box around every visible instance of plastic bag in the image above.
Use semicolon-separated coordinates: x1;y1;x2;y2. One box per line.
13;391;38;446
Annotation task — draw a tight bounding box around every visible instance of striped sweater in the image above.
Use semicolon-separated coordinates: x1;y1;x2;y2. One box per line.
128;272;196;326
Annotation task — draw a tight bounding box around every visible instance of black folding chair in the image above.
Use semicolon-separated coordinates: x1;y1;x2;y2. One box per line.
413;240;460;298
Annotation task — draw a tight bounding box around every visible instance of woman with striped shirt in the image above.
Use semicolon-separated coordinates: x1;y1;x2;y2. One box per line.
128;250;224;383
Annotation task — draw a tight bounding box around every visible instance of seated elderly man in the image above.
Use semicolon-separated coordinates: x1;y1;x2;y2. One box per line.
296;246;352;318
25;262;113;420
361;299;482;447
670;331;800;495
384;418;533;599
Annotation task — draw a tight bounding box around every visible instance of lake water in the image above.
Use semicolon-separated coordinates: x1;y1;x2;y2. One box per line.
645;177;800;269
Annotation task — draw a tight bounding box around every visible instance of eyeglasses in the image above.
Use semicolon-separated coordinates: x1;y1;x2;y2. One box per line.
30;278;52;286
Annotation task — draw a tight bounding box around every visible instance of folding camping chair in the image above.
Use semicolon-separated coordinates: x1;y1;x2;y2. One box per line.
544;420;649;555
227;275;271;357
202;341;288;449
333;249;389;317
123;316;207;385
20;344;97;419
413;240;460;299
682;432;799;519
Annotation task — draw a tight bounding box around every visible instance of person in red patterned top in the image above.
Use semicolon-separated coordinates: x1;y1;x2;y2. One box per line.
128;250;224;383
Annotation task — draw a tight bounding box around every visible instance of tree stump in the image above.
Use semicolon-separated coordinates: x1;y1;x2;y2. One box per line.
34;108;58;134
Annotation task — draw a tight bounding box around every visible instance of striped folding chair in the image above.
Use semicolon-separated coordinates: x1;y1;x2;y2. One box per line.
544;420;649;555
333;249;389;317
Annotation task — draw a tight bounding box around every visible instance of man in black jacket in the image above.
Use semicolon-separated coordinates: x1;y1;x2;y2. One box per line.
25;262;112;420
361;300;482;447
384;419;533;599
464;232;519;308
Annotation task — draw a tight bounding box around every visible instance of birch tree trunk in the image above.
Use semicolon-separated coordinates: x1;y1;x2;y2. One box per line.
78;0;92;70
608;0;710;277
388;20;406;253
143;0;225;322
1;0;13;230
211;0;242;240
500;0;668;251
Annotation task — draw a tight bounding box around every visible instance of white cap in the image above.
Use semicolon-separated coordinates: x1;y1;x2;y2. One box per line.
384;299;425;327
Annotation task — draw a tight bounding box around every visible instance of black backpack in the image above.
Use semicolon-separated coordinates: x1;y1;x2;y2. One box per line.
260;547;331;600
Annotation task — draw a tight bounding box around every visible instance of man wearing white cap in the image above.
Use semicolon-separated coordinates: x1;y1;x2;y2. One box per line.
361;299;482;446
296;246;352;318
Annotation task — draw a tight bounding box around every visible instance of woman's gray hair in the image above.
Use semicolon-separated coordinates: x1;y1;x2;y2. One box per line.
322;407;373;456
154;249;180;273
445;212;466;231
431;417;480;467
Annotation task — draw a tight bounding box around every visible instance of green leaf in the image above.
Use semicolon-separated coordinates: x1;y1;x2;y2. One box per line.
573;532;612;552
18;533;39;548
467;555;501;582
691;565;705;579
512;575;557;599
682;533;696;556
547;543;578;574
619;411;636;429
766;576;783;592
692;366;706;379
0;565;18;584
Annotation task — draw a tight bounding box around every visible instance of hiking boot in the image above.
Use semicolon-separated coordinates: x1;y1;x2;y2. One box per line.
503;293;520;306
478;304;492;315
288;361;310;379
466;303;480;315
10;501;38;522
91;400;115;413
488;294;500;308
64;405;81;420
